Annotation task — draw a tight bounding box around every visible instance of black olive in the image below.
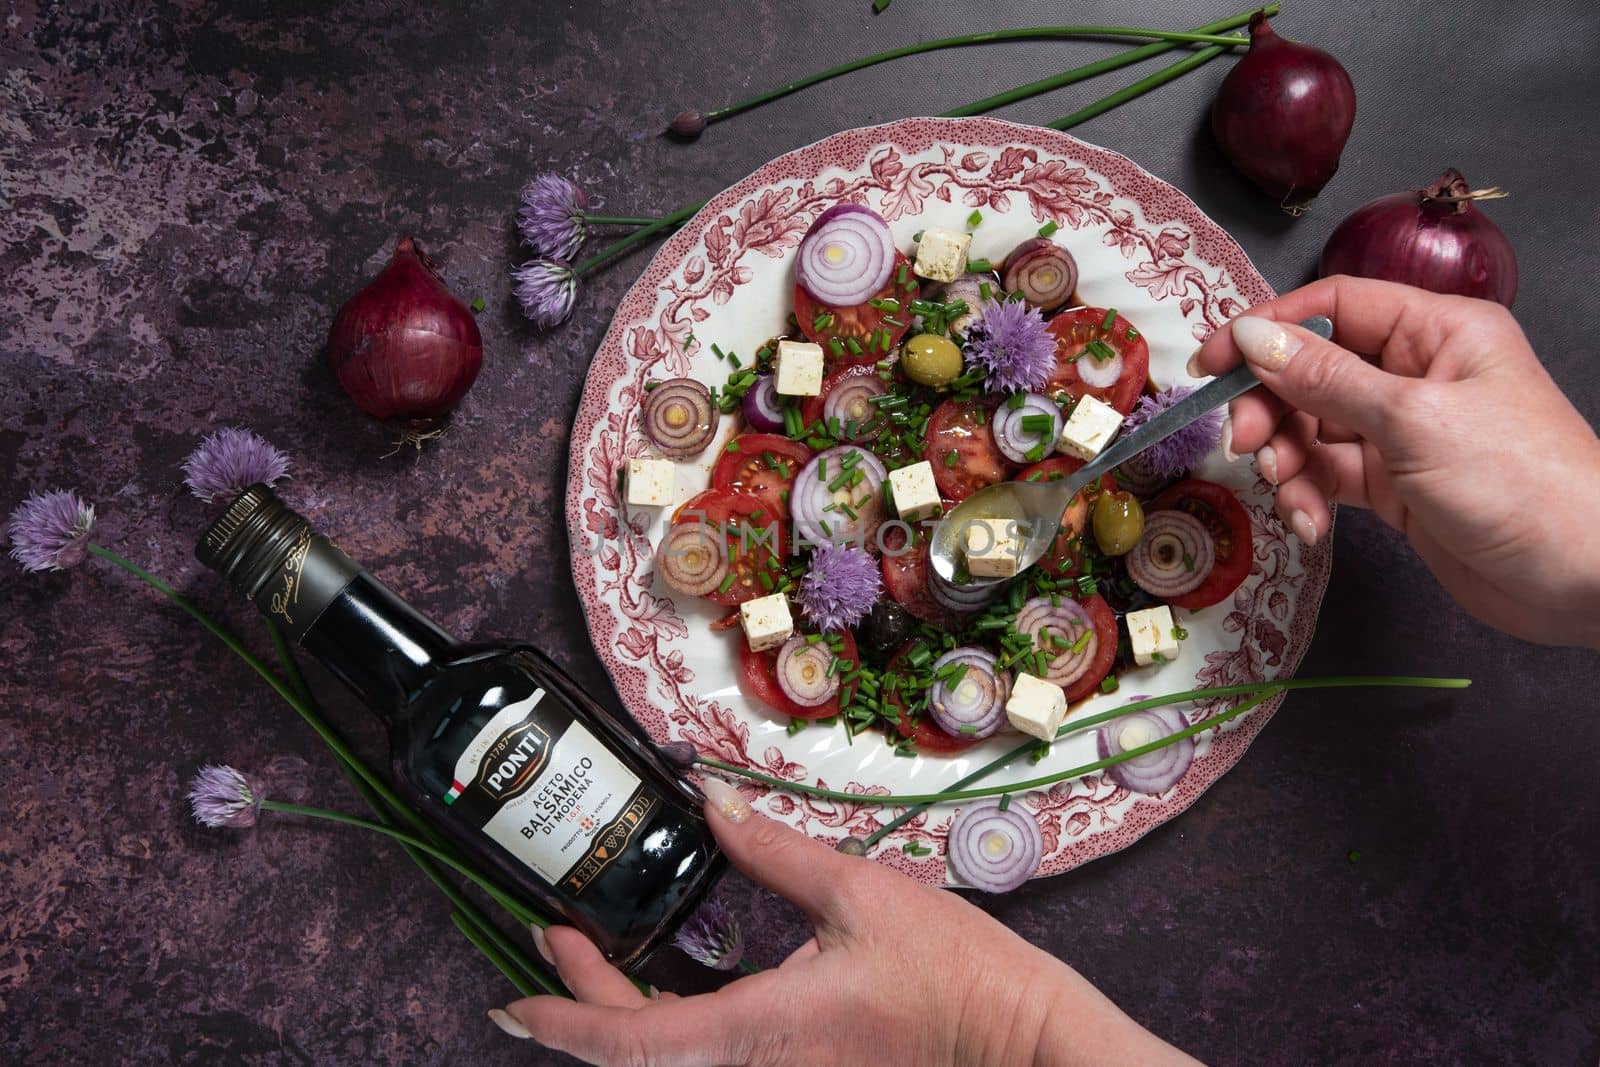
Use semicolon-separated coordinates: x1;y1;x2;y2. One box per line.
854;601;913;663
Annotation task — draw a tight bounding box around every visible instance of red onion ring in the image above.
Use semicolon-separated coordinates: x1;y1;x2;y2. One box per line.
946;800;1043;893
774;636;840;708
741;375;785;433
929;567;1001;615
642;378;719;459
933;273;991;336
656;522;729;598
1015;596;1098;689
790;445;886;548
823;373;887;442
991;392;1062;464
795;204;896;309
928;647;1010;739
1112;454;1172;498
1125;511;1215;598
1096;705;1193;794
1001;238;1078;312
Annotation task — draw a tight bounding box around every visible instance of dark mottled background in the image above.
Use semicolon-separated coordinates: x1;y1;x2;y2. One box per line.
2;0;1597;1063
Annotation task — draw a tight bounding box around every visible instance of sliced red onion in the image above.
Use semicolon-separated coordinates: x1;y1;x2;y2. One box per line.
823;373;887;442
1015;595;1098;689
928;647;1010;739
1096;705;1193;794
946;800;1043;893
1001;238;1078;312
795;204;896;308
642;378;719;459
992;392;1062;464
790;445;886;548
656;522;729;597
741;375;785;433
929;567;1001;615
1126;510;1215;598
934;273;991;337
775;636;840;707
1075;347;1124;389
1113;453;1171;498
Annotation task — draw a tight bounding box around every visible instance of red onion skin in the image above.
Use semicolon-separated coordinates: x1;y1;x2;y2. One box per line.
327;237;483;427
1210;14;1356;209
1319;169;1518;307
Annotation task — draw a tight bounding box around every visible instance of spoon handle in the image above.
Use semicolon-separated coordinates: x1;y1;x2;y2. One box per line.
1070;362;1259;491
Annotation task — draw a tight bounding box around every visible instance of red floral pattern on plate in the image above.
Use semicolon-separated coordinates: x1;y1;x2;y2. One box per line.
565;118;1333;887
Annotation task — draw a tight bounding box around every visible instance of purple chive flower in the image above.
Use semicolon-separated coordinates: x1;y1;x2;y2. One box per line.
187;765;266;829
1123;387;1223;477
962;298;1056;394
673;899;744;971
798;543;881;632
7;489;95;572
182;427;291;502
512;260;578;329
516;175;590;261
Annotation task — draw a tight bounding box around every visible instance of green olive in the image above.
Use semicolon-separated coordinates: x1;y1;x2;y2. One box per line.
1092;491;1145;556
900;333;963;387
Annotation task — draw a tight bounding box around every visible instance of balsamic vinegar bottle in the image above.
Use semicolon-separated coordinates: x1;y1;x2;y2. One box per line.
197;485;723;968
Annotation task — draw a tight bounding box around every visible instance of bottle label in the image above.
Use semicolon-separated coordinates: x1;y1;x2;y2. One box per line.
442;689;655;895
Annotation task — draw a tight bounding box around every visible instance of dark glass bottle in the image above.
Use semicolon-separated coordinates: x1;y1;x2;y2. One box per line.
197;485;722;968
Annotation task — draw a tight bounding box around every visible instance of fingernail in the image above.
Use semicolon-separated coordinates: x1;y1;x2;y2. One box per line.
531;924;553;965
488;1008;532;1040
1290;509;1318;545
1221;418;1238;463
1231;316;1302;372
648;984;662;999
700;776;752;823
1257;445;1278;485
1185;352;1204;379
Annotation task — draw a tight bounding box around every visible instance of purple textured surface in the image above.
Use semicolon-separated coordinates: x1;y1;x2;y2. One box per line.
2;1;1597;1064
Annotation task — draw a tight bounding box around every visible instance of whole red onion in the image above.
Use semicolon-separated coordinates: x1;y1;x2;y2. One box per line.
326;236;483;427
1319;169;1518;307
1211;13;1356;211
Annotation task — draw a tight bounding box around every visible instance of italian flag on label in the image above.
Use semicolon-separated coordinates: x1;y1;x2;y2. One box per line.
442;779;468;805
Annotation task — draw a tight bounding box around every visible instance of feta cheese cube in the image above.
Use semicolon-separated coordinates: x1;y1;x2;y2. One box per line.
964;518;1020;578
774;340;824;396
624;458;677;508
1127;605;1180;666
888;461;941;522
1057;394;1123;460
913;227;972;283
1006;673;1068;742
739;593;794;652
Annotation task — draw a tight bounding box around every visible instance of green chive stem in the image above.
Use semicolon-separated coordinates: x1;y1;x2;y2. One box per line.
1047;37;1239;131
449;912;540;998
699;24;1250;126
585;215;662;226
696;675;1470;811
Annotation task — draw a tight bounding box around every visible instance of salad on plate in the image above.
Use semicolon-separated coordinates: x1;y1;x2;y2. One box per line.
624;200;1249;788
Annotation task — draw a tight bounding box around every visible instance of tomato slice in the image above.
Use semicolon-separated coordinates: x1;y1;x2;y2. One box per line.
1045;307;1150;415
923;397;1012;503
795;253;920;364
709;434;812;518
884;642;979;754
879;525;961;628
1015;457;1119;579
1021;593;1123;704
1146;479;1254;610
738;630;860;721
669;489;786;606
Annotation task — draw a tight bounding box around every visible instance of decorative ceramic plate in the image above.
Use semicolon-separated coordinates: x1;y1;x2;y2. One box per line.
566;117;1332;886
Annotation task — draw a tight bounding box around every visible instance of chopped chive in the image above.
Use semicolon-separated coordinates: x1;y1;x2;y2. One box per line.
1182;552;1196;572
1100;308;1118;332
829;338;845;358
966;210;983;228
711;343;726;361
944;450;958;469
896;264;908;286
1125;327;1139;341
757;571;775;591
965;258;991;273
813;311;834;331
959;724;978;736
978;282;992;301
1006;391;1026;411
724;441;741;453
749;508;765;521
644;380;659;391
1023;443;1047;463
716;573;737;594
1037;221;1059;238
998;792;1012;811
1019;414;1053;434
1069;630;1092;655
912;230;924;243
787;719;807;736
728;352;742;369
845;337;863;355
837;502;858;520
1100;675;1120;694
1172;625;1189;641
1086;339;1116;363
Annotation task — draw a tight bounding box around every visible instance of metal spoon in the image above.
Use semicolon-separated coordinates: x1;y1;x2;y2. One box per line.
928;316;1332;585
